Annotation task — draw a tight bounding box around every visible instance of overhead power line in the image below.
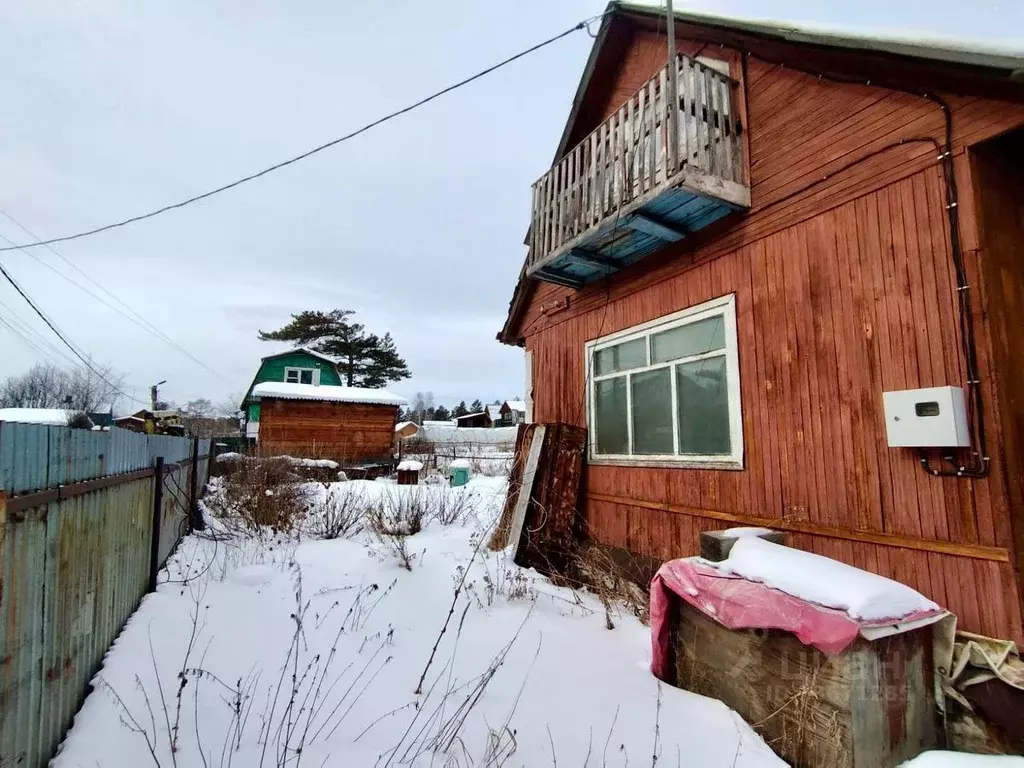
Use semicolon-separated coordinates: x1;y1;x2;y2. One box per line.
0;209;231;383
0;15;601;253
0;259;147;404
0;297;85;368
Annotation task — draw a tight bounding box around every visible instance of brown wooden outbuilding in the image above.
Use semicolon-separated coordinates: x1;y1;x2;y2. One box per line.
499;2;1024;642
251;382;406;466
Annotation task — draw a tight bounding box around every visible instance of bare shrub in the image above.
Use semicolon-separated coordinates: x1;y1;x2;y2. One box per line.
211;452;247;477
220;457;308;533
569;545;650;627
307;485;367;540
366;489;428;570
367;488;427;537
431;487;477;526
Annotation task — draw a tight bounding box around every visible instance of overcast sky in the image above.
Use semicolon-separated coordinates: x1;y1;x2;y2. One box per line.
1;0;1020;412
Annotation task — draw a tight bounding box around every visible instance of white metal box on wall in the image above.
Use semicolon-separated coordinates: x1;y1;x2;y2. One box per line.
882;386;970;447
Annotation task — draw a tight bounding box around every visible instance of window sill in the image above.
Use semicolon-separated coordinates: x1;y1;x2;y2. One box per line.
587;456;744;471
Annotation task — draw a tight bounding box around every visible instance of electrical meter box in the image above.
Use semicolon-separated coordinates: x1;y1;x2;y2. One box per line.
882;386;970;447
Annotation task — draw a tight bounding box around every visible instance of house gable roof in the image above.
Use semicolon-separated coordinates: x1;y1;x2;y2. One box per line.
240;348;342;409
497;2;1024;346
260;347;339;366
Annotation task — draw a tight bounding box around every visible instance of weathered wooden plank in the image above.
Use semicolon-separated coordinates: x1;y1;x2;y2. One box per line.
692;61;707;173
667;599;936;767
624;94;636;201
647;77;658;193
508;426;546;560
659;65;674;177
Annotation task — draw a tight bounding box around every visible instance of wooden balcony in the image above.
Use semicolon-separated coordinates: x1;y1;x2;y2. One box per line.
527;55;750;287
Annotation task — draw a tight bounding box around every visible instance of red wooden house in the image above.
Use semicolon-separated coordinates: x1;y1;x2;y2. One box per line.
499;3;1024;642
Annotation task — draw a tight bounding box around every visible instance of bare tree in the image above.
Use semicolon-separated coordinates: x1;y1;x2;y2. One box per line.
0;361;125;412
215;393;244;419
180;398;214;419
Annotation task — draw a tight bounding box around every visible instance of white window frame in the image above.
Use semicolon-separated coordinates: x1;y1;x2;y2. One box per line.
584;293;743;469
284;367;319;385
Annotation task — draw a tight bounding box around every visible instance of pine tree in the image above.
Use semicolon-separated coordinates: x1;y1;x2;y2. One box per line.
470;399;484;413
259;310;411;387
434;404;451;421
452;401;469;418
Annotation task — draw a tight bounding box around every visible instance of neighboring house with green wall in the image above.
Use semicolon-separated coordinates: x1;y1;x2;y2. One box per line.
241;348;342;440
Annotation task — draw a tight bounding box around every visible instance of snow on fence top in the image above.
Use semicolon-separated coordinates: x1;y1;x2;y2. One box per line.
417;424;518;445
718;537;940;621
0;408;72;426
251;382;406;407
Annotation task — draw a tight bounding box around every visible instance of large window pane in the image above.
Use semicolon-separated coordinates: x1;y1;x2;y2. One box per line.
631;369;674;455
651;316;725;364
595;338;647;376
676;356;731;455
594;377;629;455
299;370;313;384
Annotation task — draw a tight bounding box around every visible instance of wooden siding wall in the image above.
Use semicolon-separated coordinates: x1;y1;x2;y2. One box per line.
519;34;1024;641
971;131;1024;611
258;399;398;463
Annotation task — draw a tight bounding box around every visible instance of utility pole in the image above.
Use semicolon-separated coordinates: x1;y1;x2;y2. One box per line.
665;0;678;173
150;379;167;411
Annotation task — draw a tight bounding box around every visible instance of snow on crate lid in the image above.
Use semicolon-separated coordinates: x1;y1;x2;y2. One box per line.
397;460;423;471
251;381;406;406
900;752;1024;767
716;537;939;622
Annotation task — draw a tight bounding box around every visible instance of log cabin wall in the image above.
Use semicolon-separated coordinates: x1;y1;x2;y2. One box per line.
517;29;1024;641
258;399;398;464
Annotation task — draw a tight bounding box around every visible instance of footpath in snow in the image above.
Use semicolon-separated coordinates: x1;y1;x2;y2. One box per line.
56;474;784;767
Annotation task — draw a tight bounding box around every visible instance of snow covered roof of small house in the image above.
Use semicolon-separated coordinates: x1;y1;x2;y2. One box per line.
486;405;502;420
455;412;486;421
260;347;338;366
503;400;526;413
395;421;418;432
0;407;70;425
422;420;457;427
618;1;1024;69
251;382;406;406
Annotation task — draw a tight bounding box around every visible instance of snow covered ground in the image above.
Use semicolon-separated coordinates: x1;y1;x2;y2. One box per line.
55;476;784;767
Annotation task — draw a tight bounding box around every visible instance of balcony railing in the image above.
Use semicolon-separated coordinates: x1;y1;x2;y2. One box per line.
527;54;750;283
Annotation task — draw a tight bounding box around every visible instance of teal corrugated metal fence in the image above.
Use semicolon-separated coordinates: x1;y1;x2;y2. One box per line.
0;423;212;768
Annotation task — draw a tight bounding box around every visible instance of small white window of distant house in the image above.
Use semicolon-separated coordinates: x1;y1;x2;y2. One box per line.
284;367;318;385
585;294;743;468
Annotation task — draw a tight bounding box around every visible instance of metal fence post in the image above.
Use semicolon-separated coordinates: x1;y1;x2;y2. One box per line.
149;456;164;592
188;437;204;532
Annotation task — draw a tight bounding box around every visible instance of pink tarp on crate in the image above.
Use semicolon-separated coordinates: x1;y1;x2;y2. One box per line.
650;557;944;681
